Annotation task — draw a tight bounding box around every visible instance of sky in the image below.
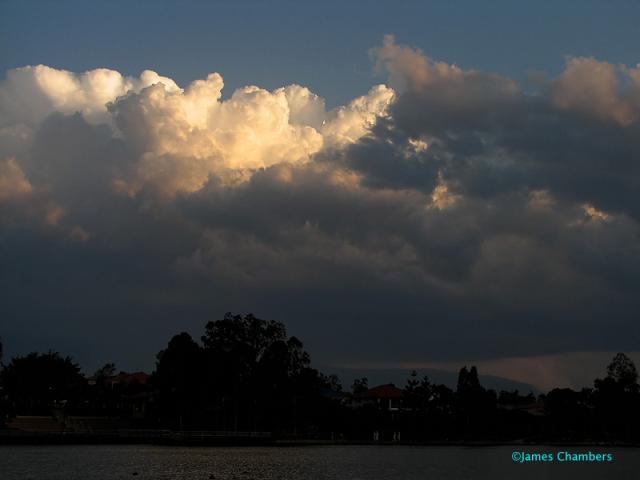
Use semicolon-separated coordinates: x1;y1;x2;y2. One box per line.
1;0;640;392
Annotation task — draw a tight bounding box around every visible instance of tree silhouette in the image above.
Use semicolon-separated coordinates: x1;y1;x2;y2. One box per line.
351;377;368;394
93;363;116;381
593;353;640;439
455;366;496;436
606;352;639;394
199;313;306;431
456;366;481;394
152;332;205;429
2;316;639;443
402;370;433;440
0;352;84;415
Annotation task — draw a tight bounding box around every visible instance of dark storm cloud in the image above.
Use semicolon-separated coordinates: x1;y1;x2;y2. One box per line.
369;37;640;219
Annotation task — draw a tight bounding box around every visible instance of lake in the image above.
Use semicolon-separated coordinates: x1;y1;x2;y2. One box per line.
1;445;638;479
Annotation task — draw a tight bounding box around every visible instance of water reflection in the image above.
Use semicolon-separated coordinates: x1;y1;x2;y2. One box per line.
0;445;638;480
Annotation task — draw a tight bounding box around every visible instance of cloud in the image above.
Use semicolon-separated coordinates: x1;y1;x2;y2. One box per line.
1;65;393;199
0;157;32;201
0;65;180;128
551;57;640;125
369;36;640;221
111;80;392;197
371;34;519;130
1;39;639;386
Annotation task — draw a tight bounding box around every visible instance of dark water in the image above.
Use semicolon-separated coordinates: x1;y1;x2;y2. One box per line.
0;445;638;479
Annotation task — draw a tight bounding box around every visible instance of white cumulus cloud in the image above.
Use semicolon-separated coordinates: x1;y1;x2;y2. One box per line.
1;65;394;198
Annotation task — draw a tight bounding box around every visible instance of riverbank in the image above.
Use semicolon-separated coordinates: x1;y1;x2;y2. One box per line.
1;430;638;447
0;429;274;446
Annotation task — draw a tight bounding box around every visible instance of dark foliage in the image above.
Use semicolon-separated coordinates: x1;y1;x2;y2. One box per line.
0;317;638;442
149;313;338;434
1;352;85;415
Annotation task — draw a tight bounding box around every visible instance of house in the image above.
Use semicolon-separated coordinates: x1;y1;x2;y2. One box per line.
85;371;152;419
347;384;404;441
350;384;404;411
108;371;150;388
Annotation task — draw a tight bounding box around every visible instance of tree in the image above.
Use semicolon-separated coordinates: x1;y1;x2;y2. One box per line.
152;332;204;429
324;374;342;393
545;388;592;439
198;312;327;433
456;366;481;395
87;363;118;416
351;377;368;394
402;371;434;441
404;370;432;412
606;353;638;393
202;312;288;364
455;366;496;436
93;363;116;381
0;351;85;415
593;352;640;439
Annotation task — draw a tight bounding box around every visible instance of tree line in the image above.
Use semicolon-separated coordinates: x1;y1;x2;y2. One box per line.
0;314;638;442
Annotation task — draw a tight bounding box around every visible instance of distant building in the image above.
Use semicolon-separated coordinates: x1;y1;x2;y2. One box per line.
347;384;404;441
108;371;150;388
84;371;152;420
349;384;404;411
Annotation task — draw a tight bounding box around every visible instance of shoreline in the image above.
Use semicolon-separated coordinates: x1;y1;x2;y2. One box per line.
1;431;638;448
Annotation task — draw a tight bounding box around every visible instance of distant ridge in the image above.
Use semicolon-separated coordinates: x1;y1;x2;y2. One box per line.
325;366;539;394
